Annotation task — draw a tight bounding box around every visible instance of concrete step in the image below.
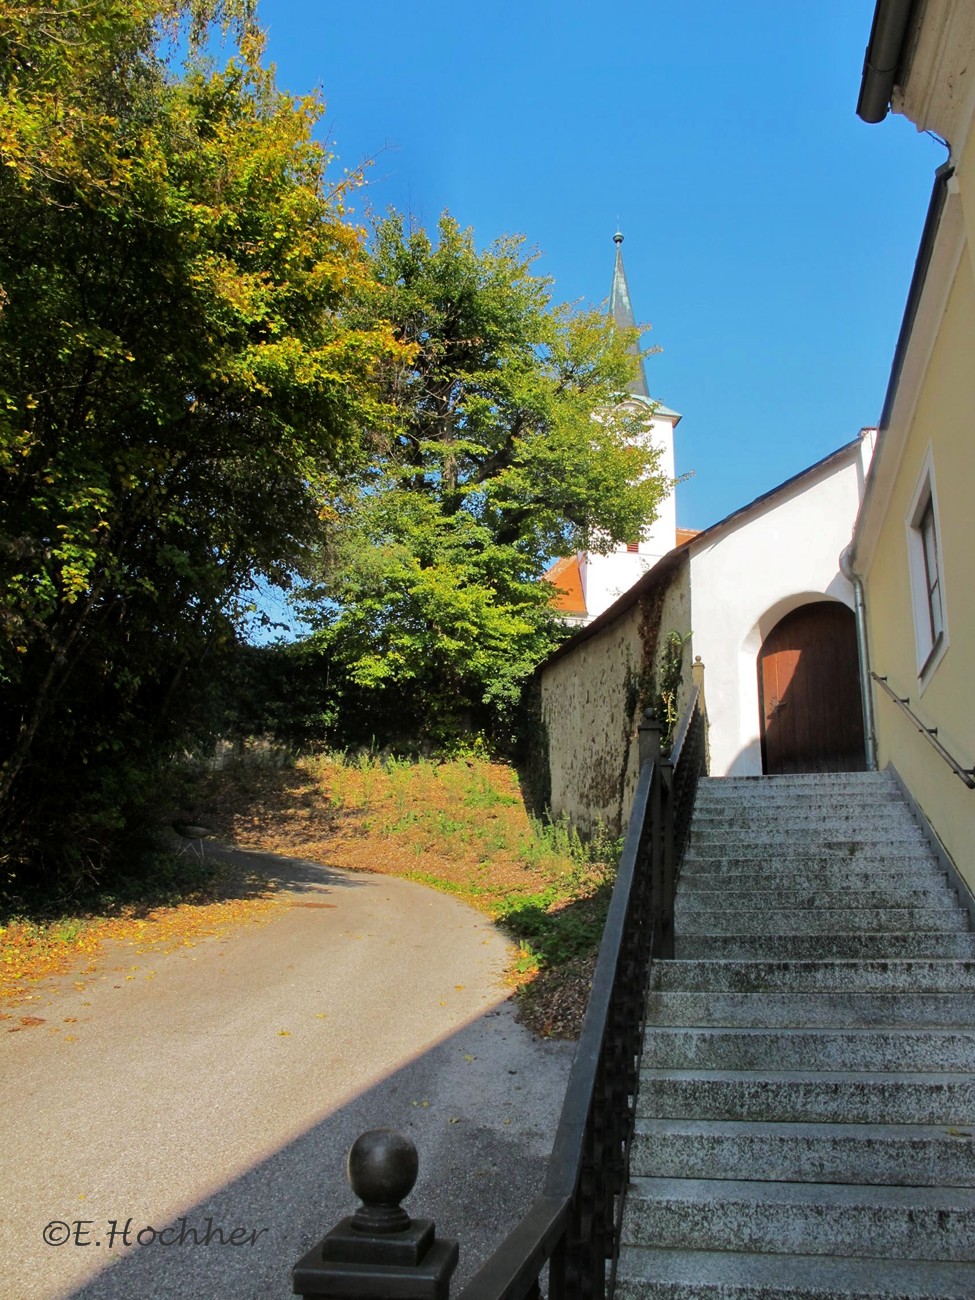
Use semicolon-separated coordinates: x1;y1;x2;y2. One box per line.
689;825;928;847
631;1117;975;1186
649;959;975;994
645;989;975;1027
677;885;953;911
641;1025;975;1072
621;1176;975;1260
696;774;909;795
691;809;919;830
625;772;975;1299
682;844;932;871
691;795;901;817
695;773;896;793
676;905;967;936
615;1246;975;1300
637;1069;975;1124
678;864;947;890
676;930;975;961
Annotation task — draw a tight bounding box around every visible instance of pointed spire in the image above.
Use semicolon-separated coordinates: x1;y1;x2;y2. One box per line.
608;230;650;400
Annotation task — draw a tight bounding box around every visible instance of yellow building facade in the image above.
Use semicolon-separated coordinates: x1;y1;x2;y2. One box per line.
853;0;975;887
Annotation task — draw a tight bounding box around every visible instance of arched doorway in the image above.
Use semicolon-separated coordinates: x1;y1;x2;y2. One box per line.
757;601;865;774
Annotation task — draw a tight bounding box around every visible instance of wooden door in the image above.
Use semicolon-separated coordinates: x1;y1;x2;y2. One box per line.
758;601;866;774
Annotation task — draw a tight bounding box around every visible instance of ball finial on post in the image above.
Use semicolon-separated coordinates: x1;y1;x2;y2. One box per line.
348;1129;418;1235
292;1128;459;1299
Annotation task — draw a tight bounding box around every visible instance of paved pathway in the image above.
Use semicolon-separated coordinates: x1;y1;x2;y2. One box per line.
1;846;574;1299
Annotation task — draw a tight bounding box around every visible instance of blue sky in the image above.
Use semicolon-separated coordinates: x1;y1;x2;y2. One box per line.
252;0;946;535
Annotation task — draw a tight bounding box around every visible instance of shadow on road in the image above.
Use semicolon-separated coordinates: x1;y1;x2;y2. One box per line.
204;841;373;897
61;1004;571;1300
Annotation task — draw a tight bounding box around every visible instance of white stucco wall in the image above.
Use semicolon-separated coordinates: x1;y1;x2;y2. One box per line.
581;549;659;620
689;436;874;776
581;410;679;620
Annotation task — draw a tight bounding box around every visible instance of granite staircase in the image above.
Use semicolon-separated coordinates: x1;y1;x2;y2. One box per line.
616;770;975;1300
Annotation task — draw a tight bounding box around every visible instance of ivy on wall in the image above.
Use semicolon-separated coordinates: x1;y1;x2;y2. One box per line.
658;630;693;750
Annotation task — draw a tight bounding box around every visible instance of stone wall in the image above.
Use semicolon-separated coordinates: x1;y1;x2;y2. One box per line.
537;553;691;835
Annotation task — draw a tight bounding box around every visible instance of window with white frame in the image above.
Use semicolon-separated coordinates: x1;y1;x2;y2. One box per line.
905;451;948;680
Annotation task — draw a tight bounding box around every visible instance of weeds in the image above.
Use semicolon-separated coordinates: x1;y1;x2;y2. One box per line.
199;749;621;1007
5;751;623;1036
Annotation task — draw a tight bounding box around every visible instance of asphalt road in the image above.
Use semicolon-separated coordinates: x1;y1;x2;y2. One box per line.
1;845;574;1300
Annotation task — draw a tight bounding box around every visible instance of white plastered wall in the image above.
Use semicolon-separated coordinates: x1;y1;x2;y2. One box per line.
581;409;679;620
689;439;873;776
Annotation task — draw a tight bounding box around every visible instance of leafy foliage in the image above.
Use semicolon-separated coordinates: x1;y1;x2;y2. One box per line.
658;629;692;749
0;1;398;887
301;212;670;746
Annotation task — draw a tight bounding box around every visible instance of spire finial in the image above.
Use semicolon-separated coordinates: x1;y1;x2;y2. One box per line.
608;228;649;400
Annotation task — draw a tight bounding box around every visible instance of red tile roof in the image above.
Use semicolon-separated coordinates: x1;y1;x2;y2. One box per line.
542;555;587;616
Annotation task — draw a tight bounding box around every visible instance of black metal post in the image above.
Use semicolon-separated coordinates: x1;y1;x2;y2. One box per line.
292;1129;459;1299
659;753;676;960
638;710;664;957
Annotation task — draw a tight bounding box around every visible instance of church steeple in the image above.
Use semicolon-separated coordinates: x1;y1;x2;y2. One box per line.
608;230;650;400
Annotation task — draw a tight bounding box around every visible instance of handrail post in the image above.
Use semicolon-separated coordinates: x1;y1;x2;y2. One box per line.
691;656;710;774
659;750;676;962
691;654;705;699
292;1130;458;1300
638;709;665;959
638;707;662;770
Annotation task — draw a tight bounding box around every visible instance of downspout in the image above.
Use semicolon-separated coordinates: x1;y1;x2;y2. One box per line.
840;545;878;771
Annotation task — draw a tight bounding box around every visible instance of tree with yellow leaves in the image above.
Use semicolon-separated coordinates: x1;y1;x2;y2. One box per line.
0;0;400;886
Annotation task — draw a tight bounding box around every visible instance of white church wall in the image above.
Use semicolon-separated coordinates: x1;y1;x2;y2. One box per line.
641;411;678;559
689;441;872;776
581;549;657;621
581;410;680;621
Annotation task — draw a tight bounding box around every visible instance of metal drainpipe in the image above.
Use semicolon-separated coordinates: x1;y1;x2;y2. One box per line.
840;545;878;771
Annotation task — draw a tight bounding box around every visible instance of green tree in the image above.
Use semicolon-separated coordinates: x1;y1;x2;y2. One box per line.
0;0;399;887
302;212;670;747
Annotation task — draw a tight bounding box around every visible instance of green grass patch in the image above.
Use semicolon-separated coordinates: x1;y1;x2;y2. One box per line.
194;749;624;1023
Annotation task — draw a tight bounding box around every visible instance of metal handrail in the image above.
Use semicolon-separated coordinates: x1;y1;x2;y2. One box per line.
667;683;699;771
871;672;975;789
457;690;708;1300
457;758;654;1300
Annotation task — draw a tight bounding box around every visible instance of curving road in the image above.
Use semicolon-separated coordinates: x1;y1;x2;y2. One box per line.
0;845;574;1299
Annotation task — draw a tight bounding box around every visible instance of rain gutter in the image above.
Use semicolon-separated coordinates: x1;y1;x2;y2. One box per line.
856;0;917;123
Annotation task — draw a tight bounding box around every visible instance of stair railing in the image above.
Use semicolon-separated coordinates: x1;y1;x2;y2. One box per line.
292;688;709;1300
452;686;709;1300
870;672;975;788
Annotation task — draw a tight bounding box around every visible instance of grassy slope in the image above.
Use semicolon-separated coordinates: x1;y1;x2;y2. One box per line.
1;754;619;1038
196;751;620;1037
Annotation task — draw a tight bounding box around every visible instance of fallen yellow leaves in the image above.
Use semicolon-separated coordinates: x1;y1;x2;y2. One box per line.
0;893;284;1003
7;1015;45;1032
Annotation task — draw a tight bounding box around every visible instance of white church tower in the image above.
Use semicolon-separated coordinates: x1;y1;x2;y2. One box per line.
546;233;683;624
